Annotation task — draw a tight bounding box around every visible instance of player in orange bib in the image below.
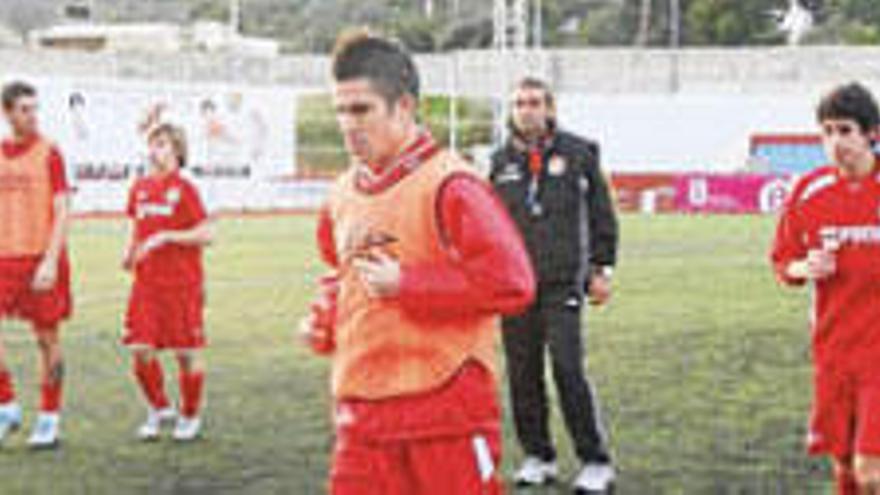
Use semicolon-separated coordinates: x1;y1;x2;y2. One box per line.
0;81;72;449
123;123;213;442
301;32;536;495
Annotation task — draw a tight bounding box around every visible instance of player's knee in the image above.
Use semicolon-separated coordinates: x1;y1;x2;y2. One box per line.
853;456;880;494
175;351;201;372
131;347;155;364
35;332;59;353
34;324;58;337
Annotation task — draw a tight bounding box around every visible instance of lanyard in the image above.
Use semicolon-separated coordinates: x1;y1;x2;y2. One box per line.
526;147;543;217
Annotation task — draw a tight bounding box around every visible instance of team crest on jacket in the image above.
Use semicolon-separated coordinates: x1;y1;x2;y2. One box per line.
166;187;181;205
548;156;567;176
496;163;522;183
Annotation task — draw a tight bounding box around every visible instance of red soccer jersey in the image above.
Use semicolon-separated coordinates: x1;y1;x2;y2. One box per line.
127;171;207;287
772;161;880;371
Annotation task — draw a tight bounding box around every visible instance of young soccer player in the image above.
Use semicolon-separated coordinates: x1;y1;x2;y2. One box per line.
301;32;536;494
0;81;72;449
123;123;213;442
772;82;880;495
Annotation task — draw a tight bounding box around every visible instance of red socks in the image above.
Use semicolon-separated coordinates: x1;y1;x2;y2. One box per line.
0;370;15;405
179;370;204;418
836;466;858;495
40;380;62;413
134;357;204;417
1;369;61;413
133;359;170;410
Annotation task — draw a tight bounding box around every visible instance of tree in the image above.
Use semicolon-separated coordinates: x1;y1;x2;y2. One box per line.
0;0;55;39
635;0;653;45
684;0;784;46
805;0;880;44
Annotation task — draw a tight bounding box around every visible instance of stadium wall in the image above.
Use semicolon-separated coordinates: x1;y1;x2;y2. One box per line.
2;46;874;213
4;46;880;96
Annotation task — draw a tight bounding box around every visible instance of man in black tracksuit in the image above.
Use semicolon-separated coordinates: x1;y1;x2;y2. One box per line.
490;77;618;494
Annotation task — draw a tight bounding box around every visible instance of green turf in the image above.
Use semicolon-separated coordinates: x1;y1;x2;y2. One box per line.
0;214;831;494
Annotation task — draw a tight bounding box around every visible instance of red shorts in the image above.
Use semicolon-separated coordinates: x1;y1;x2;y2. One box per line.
330;362;504;495
124;282;205;350
809;365;880;459
330;427;503;495
0;254;72;330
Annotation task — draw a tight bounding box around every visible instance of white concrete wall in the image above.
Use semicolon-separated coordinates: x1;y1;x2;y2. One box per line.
2;46;879;96
556;91;822;172
3;46;877;172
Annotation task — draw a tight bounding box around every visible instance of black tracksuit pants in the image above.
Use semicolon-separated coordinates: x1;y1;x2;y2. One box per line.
502;283;611;465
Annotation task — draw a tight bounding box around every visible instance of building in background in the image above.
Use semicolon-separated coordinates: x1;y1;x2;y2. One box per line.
29;21;279;56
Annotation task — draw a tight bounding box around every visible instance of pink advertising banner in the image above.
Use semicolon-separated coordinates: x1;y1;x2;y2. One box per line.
673;174;793;214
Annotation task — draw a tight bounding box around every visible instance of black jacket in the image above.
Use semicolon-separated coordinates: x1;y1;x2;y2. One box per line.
490;129;618;288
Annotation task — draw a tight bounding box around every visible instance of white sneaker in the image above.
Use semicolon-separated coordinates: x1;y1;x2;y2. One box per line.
27;413;60;449
172;416;202;442
0;403;22;445
572;463;616;494
513;456;558;486
136;407;177;441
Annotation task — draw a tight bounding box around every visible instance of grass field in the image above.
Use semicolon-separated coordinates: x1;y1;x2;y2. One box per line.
0;214;831;494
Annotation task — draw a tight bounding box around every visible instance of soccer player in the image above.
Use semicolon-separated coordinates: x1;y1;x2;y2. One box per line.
123;123;213;442
0;81;72;449
301;31;536;494
772;82;880;495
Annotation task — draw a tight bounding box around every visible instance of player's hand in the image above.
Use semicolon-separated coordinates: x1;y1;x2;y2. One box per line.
121;248;135;271
588;274;613;306
298;314;334;355
352;251;401;298
299;273;339;355
133;233;168;264
805;249;836;280
31;258;58;292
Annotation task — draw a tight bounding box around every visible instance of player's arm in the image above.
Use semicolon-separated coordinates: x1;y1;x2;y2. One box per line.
121;183;139;271
584;143;618;269
393;173;536;318
133;220;213;265
156;220;214;247
122;219;137;271
315;204;339;268
32;148;71;292
300;205;339;355
582;142;618;305
770;198;811;286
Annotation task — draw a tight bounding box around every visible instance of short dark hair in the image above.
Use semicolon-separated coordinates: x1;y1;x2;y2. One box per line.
331;30;420;106
515;77;556;110
2;81;36;110
508;76;558;135
816;82;880;134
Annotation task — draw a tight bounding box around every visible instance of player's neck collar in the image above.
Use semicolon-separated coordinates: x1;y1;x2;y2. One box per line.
355;129;437;194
